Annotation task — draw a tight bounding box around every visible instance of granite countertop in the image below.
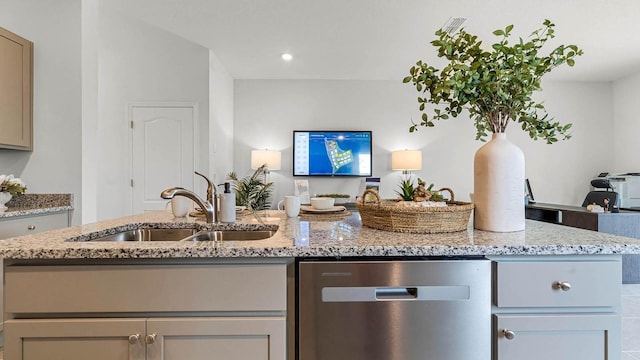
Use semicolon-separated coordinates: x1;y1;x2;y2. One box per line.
2;209;640;260
0;194;73;218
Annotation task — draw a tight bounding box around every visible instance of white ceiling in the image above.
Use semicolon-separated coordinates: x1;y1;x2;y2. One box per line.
105;0;640;82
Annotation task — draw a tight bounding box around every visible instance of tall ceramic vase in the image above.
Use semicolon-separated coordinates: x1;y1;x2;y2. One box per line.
473;133;525;232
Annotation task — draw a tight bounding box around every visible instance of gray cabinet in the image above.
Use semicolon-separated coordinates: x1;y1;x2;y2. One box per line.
0;210;71;339
0;211;70;239
4;260;289;360
495;313;620;360
4;318;146;360
490;256;622;360
5;317;285;360
0;27;33;151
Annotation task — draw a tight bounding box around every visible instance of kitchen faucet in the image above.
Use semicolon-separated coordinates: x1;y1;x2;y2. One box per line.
160;171;218;223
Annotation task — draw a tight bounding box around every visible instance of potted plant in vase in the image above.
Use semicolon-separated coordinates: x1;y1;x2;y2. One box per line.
0;174;27;213
227;164;274;210
403;19;582;232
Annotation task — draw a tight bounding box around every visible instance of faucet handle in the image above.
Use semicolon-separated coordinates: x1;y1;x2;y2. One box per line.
195;171;214;204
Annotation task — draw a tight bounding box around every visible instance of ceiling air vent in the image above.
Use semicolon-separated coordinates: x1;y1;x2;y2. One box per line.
442;17;468;34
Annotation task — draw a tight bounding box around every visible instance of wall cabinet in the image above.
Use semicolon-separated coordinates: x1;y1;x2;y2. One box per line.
0;27;33;151
4;260;289;360
490;256;622;360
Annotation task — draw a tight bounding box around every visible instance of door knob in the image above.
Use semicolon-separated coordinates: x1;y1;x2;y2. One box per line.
145;333;157;344
128;334;140;345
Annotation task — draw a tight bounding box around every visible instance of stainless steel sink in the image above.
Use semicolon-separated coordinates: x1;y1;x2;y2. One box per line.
183;230;276;241
89;228;197;242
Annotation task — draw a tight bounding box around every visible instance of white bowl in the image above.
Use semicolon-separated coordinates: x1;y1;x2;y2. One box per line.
310;197;335;210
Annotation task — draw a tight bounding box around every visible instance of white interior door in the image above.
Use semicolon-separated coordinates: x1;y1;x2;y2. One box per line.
131;104;196;214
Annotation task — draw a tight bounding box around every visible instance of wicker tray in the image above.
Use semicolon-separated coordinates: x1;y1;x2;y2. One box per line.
355;188;474;233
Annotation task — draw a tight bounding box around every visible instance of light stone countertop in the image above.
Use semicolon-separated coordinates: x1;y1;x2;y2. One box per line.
1;210;640;260
0;194;73;219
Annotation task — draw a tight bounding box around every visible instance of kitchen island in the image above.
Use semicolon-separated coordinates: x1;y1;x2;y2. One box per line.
2;211;640;360
1;210;640;259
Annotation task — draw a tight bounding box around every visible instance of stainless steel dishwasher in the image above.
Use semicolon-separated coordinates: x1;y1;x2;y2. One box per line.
297;258;491;360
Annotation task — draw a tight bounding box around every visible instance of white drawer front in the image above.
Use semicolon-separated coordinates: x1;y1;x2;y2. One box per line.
495;260;620;308
0;212;69;239
5;263;287;314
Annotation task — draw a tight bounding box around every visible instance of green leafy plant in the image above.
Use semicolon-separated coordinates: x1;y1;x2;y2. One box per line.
403;19;583;144
317;193;351;199
427;183;445;202
227;164;274;210
396;178;446;202
396;178;415;200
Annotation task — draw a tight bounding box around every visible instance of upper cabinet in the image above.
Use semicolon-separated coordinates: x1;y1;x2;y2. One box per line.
0;27;33;151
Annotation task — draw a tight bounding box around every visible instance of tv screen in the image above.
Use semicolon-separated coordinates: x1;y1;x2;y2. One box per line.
293;130;372;177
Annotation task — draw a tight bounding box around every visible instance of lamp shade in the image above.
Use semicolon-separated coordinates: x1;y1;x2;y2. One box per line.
251;150;282;170
391;150;422;171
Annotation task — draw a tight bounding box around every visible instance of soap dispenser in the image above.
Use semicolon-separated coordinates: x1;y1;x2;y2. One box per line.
219;182;236;223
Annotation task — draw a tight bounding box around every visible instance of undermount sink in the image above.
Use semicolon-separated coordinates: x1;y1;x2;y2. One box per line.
82;227;277;242
183;230;277;241
88;228;197;242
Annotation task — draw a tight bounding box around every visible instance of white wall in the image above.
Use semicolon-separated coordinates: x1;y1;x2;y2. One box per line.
0;0;83;224
209;51;235;184
613;72;640;172
235;79;612;207
97;7;211;220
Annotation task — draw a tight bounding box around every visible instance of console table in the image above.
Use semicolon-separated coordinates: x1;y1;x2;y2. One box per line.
526;202;640;283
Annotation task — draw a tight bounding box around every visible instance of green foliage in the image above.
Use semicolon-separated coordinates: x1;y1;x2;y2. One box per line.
317;193;351;198
227;164;274;210
403;19;582;144
396;178;415;200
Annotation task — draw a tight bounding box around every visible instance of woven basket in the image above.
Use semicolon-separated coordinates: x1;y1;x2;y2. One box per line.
355;188;474;233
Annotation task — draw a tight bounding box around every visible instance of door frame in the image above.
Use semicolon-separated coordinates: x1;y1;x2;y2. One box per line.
127;102;200;215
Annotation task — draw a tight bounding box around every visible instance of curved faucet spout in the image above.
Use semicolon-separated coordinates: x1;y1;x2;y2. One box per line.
161;187;215;223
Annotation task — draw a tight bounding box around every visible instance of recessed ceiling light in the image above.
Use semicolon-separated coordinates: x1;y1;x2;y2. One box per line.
281;53;293;61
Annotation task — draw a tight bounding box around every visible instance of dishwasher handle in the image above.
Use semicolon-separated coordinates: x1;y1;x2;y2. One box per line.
322;285;470;302
375;287;418;300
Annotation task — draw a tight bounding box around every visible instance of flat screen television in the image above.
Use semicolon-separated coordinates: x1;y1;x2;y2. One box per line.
293;130;372;177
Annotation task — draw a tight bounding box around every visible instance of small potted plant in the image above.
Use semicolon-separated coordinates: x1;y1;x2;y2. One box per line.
227;164;274;210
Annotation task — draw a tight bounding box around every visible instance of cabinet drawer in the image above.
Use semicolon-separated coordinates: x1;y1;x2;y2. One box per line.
5;262;287;314
495;260;620;308
0;212;69;239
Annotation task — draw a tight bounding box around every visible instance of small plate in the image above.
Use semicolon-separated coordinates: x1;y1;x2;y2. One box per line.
300;205;347;214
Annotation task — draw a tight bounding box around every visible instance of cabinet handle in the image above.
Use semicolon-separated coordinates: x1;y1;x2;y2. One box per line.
128;334;140;345
27;225;36;231
502;329;516;340
145;333;157;344
554;281;571;291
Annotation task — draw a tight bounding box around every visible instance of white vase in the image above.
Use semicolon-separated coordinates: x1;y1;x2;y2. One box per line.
473;133;525;232
0;192;12;212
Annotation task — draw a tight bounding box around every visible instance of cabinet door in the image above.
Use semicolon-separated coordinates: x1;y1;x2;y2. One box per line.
4;318;146;360
0;27;33;150
146;317;286;360
495;314;621;360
